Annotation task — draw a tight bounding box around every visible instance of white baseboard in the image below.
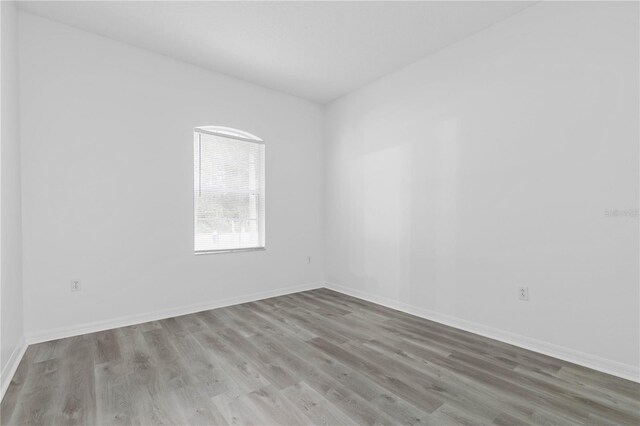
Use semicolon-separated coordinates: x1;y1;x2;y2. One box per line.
1;335;27;402
17;280;640;384
26;281;323;345
324;281;640;383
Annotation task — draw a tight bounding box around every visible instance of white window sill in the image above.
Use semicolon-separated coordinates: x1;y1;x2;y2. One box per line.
195;247;266;255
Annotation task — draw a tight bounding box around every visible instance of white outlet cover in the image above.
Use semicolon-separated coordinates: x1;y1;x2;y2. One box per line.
70;280;82;292
518;286;529;301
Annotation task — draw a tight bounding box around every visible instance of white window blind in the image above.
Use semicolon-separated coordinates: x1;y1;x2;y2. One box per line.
194;127;265;253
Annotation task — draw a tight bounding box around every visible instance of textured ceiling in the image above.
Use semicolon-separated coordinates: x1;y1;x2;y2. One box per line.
19;1;535;103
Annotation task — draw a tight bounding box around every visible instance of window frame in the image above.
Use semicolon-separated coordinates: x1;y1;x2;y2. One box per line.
193;126;265;255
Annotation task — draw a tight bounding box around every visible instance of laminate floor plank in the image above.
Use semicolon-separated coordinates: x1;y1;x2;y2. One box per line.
52;335;97;426
190;329;270;395
2;289;639;425
5;359;61;426
355;339;536;424
280;381;355;426
301;368;399;425
94;360;134;426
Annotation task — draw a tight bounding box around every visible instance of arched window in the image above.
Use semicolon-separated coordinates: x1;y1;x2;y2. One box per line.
194;126;265;253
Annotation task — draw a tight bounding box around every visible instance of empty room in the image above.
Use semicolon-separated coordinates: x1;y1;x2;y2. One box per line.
1;1;638;425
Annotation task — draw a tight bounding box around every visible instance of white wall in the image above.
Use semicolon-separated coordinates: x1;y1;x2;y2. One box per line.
19;13;324;339
1;0;25;394
324;2;639;379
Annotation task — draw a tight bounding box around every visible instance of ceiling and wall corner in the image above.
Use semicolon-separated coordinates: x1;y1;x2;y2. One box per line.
17;1;535;104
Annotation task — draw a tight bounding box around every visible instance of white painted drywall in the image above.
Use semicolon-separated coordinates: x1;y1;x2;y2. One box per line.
324;1;639;374
1;0;25;384
19;13;324;337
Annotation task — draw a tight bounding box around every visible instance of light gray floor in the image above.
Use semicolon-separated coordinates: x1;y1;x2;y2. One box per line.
2;288;639;425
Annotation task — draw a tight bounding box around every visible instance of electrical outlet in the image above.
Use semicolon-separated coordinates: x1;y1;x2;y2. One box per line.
518;286;529;301
70;279;82;292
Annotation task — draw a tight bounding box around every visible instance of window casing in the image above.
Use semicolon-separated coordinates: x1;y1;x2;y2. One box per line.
193;126;265;253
